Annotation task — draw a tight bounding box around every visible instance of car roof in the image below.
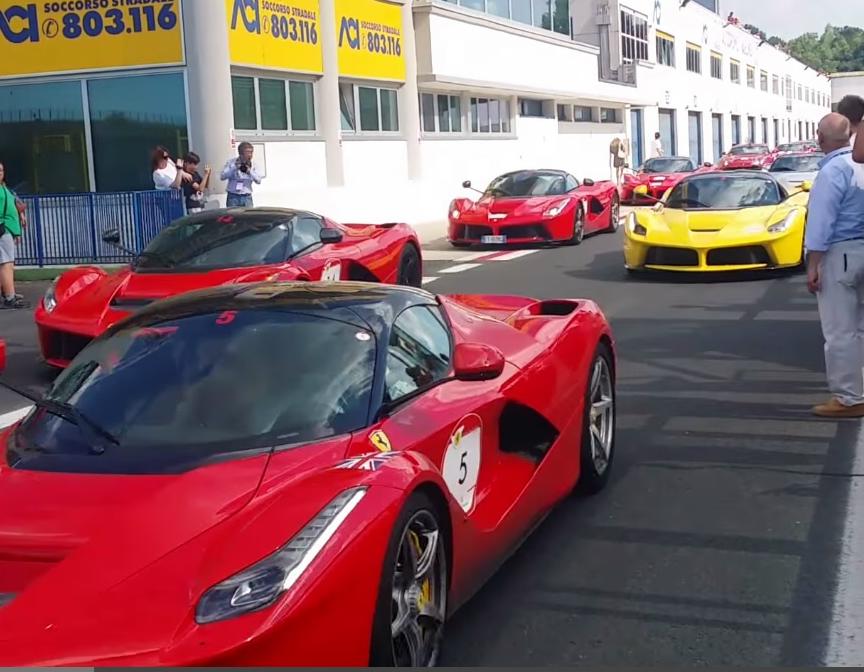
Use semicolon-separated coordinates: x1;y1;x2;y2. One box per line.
495;169;570;178
179;206;323;222
774;151;823;158
106;281;439;336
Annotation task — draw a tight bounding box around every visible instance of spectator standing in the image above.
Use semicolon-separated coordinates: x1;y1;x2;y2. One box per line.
152;145;192;191
838;94;864;147
0;162;29;309
181;152;211;214
805;113;864;417
652;132;664;158
609;136;627;185
220;142;263;207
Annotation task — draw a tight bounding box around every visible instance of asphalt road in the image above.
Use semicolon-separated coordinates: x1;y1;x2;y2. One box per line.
0;227;860;665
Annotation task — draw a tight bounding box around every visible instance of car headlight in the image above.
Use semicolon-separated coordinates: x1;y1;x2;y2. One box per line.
768;209;800;233
195;487;366;625
451;208;461;220
627;212;647;236
43;278;59;313
543;198;572;218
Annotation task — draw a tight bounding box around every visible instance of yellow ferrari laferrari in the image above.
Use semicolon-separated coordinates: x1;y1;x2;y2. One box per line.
624;170;811;273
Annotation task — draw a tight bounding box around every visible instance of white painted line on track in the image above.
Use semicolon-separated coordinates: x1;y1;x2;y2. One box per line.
484;250;539;261
826;419;864;666
0;406;32;429
422;276;439;285
421;250;489;262
439;263;482;274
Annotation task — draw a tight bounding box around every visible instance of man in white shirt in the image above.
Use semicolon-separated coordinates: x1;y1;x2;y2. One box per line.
838;95;864;148
652;132;664;158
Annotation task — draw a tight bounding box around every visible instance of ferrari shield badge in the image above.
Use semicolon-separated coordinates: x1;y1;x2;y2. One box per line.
369;429;392;453
442;415;483;513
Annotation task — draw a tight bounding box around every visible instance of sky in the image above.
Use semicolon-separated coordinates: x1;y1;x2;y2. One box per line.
722;0;864;39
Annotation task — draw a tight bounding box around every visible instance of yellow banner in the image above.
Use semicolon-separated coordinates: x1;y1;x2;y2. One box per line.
227;0;322;74
336;0;405;81
0;0;183;78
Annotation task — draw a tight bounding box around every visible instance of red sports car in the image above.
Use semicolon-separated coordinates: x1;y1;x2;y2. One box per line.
716;143;773;170
621;156;711;204
34;207;422;368
448;169;620;247
0;281;617;666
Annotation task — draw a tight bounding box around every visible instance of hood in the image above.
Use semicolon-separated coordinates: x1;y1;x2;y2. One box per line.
721;154;768;168
468;195;563;219
655;205;782;233
51;265;300;334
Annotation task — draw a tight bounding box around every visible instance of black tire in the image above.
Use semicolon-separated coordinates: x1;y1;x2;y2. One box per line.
607;194;621;233
565;206;585;246
576;342;616;495
370;491;449;667
396;244;423;288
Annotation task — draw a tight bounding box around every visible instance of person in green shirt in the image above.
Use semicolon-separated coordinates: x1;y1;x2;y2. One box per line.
0;162;29;309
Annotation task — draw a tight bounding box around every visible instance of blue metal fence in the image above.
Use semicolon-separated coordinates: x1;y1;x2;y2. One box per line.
15;190;185;267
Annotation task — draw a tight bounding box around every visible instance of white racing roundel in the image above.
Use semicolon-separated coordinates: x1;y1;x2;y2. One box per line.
321;260;342;281
442;414;482;513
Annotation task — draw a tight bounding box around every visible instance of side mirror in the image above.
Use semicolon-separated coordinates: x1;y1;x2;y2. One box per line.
583;178;595;187
703;162;713;167
453;342;505;381
320;228;343;244
800;180;812;193
102;228;121;245
462;180;472;189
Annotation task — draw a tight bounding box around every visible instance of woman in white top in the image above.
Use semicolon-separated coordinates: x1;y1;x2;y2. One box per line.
151;145;193;190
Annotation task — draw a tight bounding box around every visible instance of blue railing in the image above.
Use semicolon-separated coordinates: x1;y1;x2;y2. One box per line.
15;190;185;267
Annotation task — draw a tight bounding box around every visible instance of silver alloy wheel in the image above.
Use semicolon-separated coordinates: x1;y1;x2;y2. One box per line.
390;510;447;667
611;197;620;230
588;357;615;474
574;208;585;242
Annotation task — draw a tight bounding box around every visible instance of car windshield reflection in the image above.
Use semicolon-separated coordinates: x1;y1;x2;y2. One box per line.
641;158;695;173
484;172;568;198
666;176;783;210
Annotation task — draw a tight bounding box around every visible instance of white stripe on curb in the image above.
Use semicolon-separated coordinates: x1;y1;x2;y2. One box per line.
421;250;490;262
439;263;483;274
422;276;439;285
825;421;864;665
486;250;539;261
0;406;33;429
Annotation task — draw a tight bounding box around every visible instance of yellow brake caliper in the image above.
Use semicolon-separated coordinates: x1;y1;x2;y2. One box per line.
409;530;431;610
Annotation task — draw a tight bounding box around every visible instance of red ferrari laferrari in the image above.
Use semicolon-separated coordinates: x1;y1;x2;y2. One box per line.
716;143;773;170
34;207;422;368
0;281;617;666
621;156;711;204
448;169;620;247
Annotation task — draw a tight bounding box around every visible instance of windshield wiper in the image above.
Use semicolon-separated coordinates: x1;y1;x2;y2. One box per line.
0;380;119;455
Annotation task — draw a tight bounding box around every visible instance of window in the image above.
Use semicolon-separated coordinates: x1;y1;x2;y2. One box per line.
620;9;649;62
444;0;569;35
772;75;780;95
519;98;546;117
292;215;323;252
573;105;595;122
421;93;462;133
385;306;452;404
470;97;511;133
657;32;675;67
557;104;572;122
731;114;741;144
746;66;755;88
710;52;722;79
231;75;316;133
340;83;399;133
88;73;189;193
797;84;803;100
760;70;768;92
600;107;622;123
730;60;740;84
686;43;701;74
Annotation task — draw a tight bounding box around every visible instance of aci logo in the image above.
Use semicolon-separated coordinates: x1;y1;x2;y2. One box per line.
0;4;39;44
338;16;360;50
231;0;260;34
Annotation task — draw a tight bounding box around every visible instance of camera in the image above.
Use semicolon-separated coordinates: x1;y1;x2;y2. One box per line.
237;158;251;174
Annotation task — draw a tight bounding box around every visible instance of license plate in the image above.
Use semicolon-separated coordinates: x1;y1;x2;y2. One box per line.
481;235;507;244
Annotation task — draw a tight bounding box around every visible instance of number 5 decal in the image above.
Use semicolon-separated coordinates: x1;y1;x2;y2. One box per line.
321;260;341;281
442;414;482;513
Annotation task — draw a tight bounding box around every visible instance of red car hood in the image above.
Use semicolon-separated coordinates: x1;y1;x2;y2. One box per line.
49;265;299;335
720;155;769;168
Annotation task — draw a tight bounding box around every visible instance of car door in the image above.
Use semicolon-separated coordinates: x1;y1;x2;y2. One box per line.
287;215;356;280
578;176;614;233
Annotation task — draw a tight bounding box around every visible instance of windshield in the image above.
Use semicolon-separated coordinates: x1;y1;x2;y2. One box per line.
666;176;783;210
641;158;695;174
769;154;823;172
484;172;568;198
10;310;376;472
777;142;811;153
729;145;769;156
134;212;316;272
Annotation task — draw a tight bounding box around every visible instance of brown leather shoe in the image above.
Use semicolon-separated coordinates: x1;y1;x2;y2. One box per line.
812;398;864;418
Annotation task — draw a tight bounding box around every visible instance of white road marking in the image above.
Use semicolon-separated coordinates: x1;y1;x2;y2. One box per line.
422;276;439;285
0;406;33;429
485;250;539;261
825;419;864;666
439;263;483;274
421;250;489;262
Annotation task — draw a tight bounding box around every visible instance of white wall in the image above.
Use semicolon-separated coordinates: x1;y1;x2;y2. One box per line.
832;73;864;105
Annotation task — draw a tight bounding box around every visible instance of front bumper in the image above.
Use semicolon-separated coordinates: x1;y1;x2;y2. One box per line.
34;305;130;368
448;218;566;245
624;228;803;272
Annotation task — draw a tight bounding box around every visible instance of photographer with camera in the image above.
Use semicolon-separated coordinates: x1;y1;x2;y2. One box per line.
220;142;262;207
